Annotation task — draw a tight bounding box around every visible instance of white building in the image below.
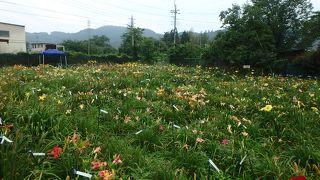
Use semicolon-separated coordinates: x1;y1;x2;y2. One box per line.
30;43;65;53
0;22;26;53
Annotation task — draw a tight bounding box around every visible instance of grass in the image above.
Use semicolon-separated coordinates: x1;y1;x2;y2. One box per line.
0;63;319;179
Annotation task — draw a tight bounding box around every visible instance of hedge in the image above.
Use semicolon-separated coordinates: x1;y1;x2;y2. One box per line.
0;52;133;67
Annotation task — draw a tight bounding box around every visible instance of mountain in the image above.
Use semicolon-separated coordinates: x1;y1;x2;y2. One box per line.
26;25;161;48
26;25;221;48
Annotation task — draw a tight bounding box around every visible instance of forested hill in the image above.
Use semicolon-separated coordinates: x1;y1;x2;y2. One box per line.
26;25;219;48
26;25;160;48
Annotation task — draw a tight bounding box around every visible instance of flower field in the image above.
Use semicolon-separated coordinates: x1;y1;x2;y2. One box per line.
0;63;319;179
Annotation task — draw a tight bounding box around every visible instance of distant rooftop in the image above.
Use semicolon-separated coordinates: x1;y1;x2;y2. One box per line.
0;22;25;27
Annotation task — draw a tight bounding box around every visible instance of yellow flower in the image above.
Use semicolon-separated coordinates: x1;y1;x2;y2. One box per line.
25;92;31;98
79;104;85;110
311;107;319;112
242;131;249;137
261;105;273;112
227;125;233;134
66;109;72;114
57;100;62;105
39;94;46;101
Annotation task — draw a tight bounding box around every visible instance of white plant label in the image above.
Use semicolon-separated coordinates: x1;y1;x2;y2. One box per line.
173;105;179;111
32;152;46;156
135;130;143;135
74;170;92;178
173;124;181;129
100;109;108;114
243;65;251;69
208;159;221;172
239;155;247;165
0;135;13;144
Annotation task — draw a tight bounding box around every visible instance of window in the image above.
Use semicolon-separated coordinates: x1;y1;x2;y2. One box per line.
0;30;9;37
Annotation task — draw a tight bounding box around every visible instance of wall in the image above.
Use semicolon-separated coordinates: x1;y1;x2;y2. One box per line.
0;23;26;53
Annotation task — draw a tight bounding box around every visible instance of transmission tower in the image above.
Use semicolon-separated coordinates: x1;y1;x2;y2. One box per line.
170;0;179;45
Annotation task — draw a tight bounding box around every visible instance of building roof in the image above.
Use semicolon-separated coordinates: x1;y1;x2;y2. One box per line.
0;22;25;27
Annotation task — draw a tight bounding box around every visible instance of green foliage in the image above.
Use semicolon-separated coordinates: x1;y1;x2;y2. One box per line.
204;0;314;68
119;25;144;60
62;35;116;55
0;63;320;179
0;53;132;67
251;0;313;50
295;49;320;75
168;43;203;65
204;4;277;67
162;30;179;46
300;11;320;48
180;31;191;44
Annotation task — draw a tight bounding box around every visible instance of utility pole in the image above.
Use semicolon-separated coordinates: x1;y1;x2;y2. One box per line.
170;0;179;45
87;19;91;56
130;15;135;47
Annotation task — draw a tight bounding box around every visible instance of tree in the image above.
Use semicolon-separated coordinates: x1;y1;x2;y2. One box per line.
180;31;190;44
169;43;202;65
62;40;88;53
119;25;144;59
204;4;276;67
300;11;320;48
162;30;179;46
62;35;116;54
204;0;313;67
250;0;313;50
140;37;157;63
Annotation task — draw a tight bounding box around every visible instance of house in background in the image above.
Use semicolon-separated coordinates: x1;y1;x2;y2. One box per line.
30;42;65;53
0;22;26;53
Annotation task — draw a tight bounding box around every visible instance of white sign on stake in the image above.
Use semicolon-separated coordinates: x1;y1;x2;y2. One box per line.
243;65;251;69
100;109;108;114
208;159;221;173
135;130;143;135
173;105;179;111
69;91;72;96
173;124;181;129
32;152;46;157
0;117;2;125
74;170;92;178
239;155;247;165
0;135;13;144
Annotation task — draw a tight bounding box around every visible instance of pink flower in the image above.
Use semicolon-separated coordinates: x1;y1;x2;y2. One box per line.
289;176;306;180
159;124;165;132
196;138;205;143
112;154;123;165
221;138;229;145
47;145;63;160
91;161;107;171
99;170;114;180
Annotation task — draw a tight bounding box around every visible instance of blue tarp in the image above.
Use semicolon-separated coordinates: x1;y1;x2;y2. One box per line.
42;49;65;55
40;49;67;66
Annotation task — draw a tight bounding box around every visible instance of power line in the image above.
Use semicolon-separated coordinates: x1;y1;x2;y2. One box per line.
0;0;88;19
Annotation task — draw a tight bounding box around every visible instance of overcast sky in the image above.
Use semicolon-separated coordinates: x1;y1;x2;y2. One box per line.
1;0;320;34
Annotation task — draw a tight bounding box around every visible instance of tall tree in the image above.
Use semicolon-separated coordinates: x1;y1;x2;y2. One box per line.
250;0;313;50
300;11;320;48
119;25;144;59
204;4;276;66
